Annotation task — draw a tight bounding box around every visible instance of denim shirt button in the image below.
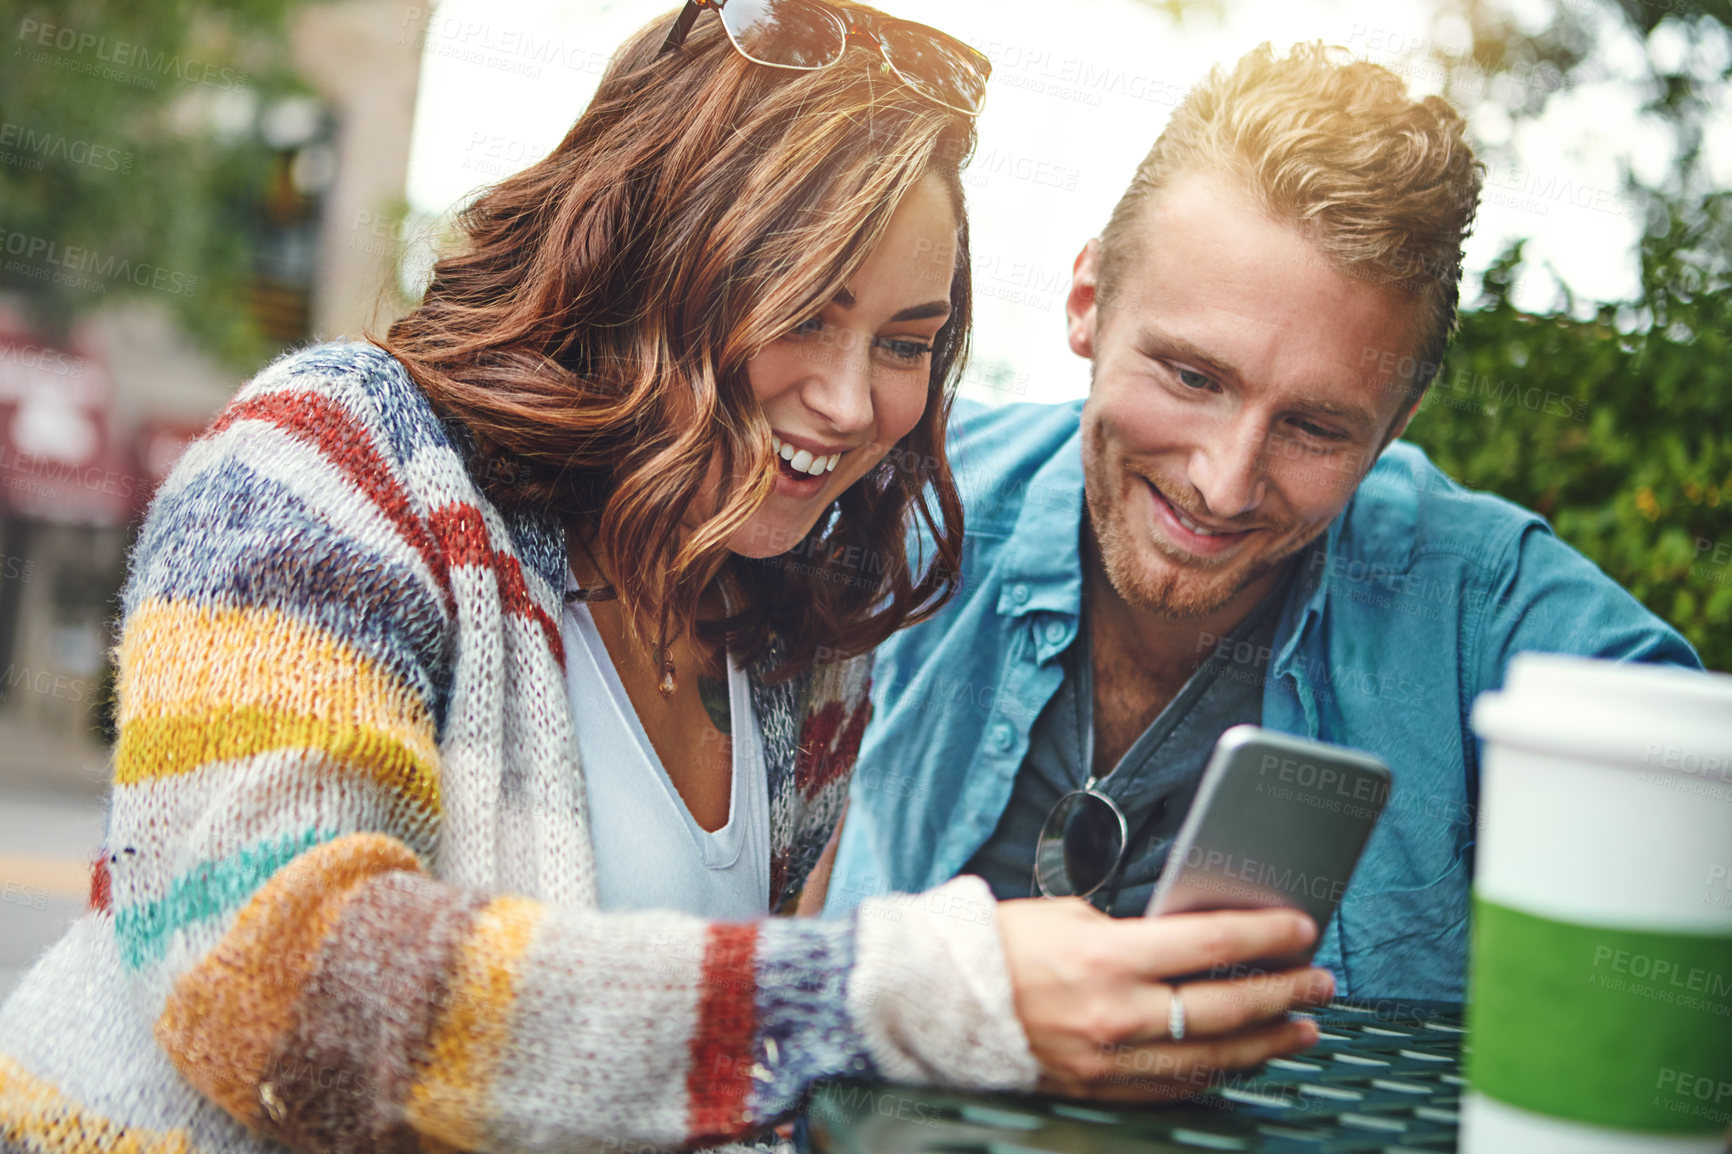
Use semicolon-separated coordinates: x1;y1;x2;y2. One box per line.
1011;583;1031;604
990;722;1015;750
1044;620;1067;643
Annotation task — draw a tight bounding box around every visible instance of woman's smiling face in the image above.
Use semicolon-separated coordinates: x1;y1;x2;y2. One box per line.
724;174;959;559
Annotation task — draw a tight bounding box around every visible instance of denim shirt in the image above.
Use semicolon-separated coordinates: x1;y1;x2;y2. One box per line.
825;399;1702;1002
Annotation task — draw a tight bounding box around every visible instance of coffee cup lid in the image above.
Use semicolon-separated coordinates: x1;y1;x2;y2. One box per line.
1472;652;1732;776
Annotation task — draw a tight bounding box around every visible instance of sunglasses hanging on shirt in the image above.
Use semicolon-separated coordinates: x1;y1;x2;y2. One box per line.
1032;775;1129;899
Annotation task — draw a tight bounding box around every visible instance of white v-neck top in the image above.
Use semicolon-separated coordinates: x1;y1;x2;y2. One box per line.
561;580;771;917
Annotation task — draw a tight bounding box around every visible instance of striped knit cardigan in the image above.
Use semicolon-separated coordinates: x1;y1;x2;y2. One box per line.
0;342;1037;1154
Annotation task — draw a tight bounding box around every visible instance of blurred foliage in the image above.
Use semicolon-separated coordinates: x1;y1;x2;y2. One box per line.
1406;206;1732;672
1412;0;1731;670
1;0;316;364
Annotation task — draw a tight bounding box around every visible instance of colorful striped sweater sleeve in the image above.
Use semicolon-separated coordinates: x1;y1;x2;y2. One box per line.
0;342;1035;1154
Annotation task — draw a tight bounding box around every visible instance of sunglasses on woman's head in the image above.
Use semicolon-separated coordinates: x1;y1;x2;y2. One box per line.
659;0;991;117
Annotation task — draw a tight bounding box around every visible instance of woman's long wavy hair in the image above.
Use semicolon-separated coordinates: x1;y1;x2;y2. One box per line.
381;4;976;678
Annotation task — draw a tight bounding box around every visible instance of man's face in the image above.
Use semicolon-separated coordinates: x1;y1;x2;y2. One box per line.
1067;168;1422;622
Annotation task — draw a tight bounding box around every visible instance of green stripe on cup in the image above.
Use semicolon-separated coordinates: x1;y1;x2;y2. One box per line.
1468;896;1732;1133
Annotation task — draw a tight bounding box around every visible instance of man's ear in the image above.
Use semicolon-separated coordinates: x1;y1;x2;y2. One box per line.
1066;239;1102;360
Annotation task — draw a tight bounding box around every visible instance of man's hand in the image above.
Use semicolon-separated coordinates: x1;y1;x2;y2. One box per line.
996;899;1334;1101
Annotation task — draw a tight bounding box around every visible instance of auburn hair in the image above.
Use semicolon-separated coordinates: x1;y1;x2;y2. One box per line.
381;5;977;676
1098;41;1483;406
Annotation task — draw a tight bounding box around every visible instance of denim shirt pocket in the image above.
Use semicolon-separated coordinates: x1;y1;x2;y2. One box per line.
1338;845;1472;1003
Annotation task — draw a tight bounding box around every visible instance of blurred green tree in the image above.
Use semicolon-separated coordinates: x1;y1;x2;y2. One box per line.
1404;0;1731;669
1407;227;1732;671
2;0;317;363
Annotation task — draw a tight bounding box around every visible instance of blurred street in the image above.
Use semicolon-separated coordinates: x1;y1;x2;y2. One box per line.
0;722;108;1002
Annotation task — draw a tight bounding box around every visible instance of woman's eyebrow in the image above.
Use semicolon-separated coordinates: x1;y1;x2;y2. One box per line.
830;287;950;323
888;301;951;322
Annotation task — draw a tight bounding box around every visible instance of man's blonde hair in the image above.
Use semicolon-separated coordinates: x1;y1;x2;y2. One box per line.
1098;41;1483;406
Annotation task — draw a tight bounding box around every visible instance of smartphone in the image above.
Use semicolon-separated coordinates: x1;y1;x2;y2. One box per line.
1144;725;1390;970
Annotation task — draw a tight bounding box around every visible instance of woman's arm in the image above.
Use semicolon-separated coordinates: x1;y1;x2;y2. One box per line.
111;353;1035;1154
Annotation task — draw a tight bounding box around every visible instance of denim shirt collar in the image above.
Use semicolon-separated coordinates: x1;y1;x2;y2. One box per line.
1271;515;1336;679
993;425;1088;623
1267;442;1424;716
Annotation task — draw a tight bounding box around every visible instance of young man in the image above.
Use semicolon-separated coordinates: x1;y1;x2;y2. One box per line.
822;42;1699;1003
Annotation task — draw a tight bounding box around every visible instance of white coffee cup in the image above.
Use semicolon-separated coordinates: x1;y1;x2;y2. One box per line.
1464;652;1732;1153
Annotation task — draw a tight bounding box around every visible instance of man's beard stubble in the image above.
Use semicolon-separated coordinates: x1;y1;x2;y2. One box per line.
1082;454;1320;622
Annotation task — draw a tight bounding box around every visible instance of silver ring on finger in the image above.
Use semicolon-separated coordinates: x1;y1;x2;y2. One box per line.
1168;986;1186;1042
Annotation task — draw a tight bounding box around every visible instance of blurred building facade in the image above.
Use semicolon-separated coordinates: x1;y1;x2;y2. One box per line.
1;0;421;791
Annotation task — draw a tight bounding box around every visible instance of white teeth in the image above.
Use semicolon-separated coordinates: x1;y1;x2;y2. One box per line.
769;434;842;477
1175;509;1220;537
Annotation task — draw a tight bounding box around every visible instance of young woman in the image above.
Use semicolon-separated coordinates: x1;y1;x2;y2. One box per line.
0;4;1329;1152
